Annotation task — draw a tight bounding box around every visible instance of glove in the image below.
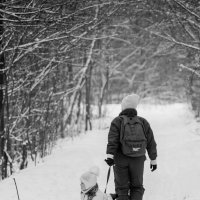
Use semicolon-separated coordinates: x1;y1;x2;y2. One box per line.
105;158;114;166
150;160;157;172
110;193;118;200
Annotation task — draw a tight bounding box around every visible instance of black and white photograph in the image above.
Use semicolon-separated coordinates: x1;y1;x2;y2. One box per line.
0;1;200;200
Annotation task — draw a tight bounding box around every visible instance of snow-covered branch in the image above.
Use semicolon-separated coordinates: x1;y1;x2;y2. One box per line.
179;64;200;77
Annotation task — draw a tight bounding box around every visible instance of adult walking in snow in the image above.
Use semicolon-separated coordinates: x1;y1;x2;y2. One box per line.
105;94;157;200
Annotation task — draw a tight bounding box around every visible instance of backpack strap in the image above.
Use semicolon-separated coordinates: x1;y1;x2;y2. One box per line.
119;115;126;141
133;116;147;139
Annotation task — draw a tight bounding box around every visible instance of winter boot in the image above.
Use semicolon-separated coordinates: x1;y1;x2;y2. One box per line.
130;185;144;200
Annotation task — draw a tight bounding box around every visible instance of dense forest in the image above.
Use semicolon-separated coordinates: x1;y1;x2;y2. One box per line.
0;0;200;180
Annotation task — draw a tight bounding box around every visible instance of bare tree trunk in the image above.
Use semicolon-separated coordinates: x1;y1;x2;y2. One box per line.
20;143;28;170
67;55;73;125
75;90;82;124
85;61;93;131
42;93;52;158
60;98;65;138
98;65;109;118
0;1;6;179
26;92;34;162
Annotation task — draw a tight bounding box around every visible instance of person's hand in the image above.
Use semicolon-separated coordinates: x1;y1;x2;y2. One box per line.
110;193;118;200
150;160;157;172
105;158;114;166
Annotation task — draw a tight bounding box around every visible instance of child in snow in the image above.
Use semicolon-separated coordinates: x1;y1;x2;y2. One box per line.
80;166;117;200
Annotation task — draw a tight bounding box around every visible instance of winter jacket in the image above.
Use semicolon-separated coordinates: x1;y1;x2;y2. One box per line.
81;188;113;200
106;108;157;160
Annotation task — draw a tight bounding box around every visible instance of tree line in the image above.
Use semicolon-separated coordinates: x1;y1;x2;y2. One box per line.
0;0;199;180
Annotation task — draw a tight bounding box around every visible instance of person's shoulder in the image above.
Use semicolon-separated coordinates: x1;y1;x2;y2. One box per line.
137;116;149;125
111;115;122;124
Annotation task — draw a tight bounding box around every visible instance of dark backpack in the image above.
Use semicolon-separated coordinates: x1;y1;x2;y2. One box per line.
120;115;147;157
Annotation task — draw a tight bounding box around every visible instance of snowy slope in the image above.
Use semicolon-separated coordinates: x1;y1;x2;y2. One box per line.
0;103;200;200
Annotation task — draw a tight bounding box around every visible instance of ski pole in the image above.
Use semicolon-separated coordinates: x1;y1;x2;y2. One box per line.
104;166;111;193
13;178;21;200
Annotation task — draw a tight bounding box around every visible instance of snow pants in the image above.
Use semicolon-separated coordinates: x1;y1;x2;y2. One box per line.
113;152;145;200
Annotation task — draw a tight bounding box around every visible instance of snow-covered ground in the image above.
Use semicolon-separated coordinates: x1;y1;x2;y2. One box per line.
1;103;200;200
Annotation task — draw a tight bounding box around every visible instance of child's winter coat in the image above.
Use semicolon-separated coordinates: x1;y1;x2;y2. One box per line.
81;187;112;200
80;166;112;200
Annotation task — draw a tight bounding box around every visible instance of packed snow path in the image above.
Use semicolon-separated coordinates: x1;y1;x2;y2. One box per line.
1;104;200;200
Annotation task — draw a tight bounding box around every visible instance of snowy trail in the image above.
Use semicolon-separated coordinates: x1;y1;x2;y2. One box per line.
140;104;200;200
1;103;200;200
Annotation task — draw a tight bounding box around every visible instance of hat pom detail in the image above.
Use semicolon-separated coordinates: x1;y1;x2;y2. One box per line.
89;166;100;176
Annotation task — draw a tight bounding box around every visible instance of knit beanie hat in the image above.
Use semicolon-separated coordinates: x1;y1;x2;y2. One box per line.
80;166;100;190
121;93;140;111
